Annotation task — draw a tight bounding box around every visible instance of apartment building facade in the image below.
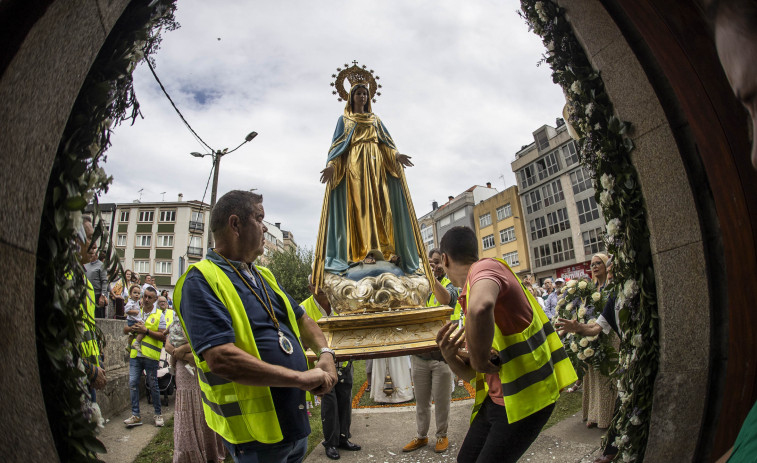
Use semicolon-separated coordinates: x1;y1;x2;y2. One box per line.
473;186;531;277
114;198;210;290
511;120;606;283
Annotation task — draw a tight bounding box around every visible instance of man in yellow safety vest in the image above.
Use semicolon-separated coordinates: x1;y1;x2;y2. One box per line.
174;190;337;463
436;226;576;463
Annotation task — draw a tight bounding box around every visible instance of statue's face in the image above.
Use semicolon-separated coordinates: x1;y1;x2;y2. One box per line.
352;87;369;111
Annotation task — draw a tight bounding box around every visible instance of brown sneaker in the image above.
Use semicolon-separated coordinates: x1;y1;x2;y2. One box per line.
434;437;449;453
402;437;428;452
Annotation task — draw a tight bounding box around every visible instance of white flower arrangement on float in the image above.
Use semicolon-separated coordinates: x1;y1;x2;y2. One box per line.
554;277;618;375
519;1;659;461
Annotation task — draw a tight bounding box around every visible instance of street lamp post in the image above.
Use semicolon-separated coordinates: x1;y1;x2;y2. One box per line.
191;131;258;253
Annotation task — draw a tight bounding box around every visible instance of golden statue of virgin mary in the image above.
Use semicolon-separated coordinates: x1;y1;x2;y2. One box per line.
309;62;451;359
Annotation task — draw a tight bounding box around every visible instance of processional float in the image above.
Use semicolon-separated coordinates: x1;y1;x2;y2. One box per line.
309;61;453;360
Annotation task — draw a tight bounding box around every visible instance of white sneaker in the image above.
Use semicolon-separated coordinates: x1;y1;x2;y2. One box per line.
154;414;164;427
124;415;142;427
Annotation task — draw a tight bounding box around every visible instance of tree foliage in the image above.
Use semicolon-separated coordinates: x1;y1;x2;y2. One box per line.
263;247;314;304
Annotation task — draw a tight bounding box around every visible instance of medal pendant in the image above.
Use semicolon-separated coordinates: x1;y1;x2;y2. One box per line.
278;330;294;354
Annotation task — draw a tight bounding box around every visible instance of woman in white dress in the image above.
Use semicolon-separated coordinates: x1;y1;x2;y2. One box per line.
370;356;414;403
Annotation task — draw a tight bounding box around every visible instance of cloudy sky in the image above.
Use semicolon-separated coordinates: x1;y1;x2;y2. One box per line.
101;0;565;249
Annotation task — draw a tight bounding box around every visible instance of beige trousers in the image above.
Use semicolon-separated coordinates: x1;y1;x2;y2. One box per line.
411;356;453;438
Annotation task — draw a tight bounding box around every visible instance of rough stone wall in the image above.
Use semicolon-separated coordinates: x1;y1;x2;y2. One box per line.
0;0;131;460
558;1;711;460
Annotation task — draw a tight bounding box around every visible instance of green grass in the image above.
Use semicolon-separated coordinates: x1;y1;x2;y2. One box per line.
131;416;175;463
544;389;584;430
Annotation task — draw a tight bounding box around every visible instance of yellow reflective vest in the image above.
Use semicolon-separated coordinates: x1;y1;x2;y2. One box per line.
466;258;577;424
130;307;166;361
174;259;306;445
427;275;462;320
301;296;346;369
80;276;100;367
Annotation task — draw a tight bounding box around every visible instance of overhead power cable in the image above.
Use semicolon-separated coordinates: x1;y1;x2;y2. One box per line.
145;58;214;152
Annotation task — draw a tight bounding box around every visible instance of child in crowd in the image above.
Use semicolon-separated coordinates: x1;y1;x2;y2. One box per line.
124;284;145;354
167;321;195;375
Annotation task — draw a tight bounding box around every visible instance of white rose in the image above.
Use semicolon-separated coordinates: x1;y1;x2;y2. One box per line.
578;280;588;290
566;279;577;288
558;297;566;306
577;352;586;361
621;435;630;444
600;190;614;207
589;318;596;324
630;415;641;426
583;348;594;358
566;302;573;312
568;287;576;295
579;337;589;347
631;333;643;347
570;80;581;95
591;292;601;302
586;335;598;341
606;219;620;238
578;307;587;318
570;342;578;352
624;279;639;298
585;102;595;117
600;173;615;190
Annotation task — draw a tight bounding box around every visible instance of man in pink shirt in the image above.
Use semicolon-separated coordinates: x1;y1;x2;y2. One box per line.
436;226;576;463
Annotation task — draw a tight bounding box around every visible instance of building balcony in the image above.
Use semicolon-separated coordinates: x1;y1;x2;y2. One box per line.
187;246;203;257
189;221;204;232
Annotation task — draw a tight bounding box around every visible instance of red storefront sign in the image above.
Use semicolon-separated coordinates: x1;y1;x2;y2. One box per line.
556;261;592;281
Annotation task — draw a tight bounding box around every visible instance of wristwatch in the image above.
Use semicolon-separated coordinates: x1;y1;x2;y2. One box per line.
317;347;336;361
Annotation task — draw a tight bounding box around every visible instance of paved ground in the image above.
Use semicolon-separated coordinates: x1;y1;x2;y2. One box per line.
304;400;606;463
98;396;175;463
98;396;606;463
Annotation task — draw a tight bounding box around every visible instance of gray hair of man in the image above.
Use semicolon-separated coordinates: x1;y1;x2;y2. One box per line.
210;190;263;234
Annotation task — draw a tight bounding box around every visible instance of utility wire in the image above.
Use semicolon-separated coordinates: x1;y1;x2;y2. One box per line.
145;58;214;153
200;160;215;206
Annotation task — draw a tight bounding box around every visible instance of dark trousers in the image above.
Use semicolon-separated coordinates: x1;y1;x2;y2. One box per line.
458;396;554;463
603;398;620;456
321;362;353;447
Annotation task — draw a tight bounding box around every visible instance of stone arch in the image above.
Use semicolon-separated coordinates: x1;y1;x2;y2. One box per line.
0;1;754;461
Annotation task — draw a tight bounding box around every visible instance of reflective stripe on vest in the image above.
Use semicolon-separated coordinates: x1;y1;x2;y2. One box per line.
466;258;577;424
174;259;306;445
427;276;463;320
79;276;100;367
130;308;164;360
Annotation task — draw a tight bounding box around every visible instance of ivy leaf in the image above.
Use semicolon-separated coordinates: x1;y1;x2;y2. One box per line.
64;196;87;210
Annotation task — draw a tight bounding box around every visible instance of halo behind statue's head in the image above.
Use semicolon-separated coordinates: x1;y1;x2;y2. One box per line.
330;60;382;103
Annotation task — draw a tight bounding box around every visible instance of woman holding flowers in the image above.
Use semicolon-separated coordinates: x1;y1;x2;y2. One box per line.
580;253;617;429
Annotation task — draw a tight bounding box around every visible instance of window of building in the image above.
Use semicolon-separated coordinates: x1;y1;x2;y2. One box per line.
135;234;152;247
159;209;176;222
155;261;172;275
421;224;434;246
453;209;466;221
191;211;204;223
582;228;606;255
479;212;492;229
570;168;593;194
538;151;561;180
503;251;520;267
157;234;174;247
188;235;203;255
535;130;550;150
519;165;536;189
119;210;129;222
500;226;516;243
138;210;154;223
529;216;547;240
134;260;150;273
117;234;127;247
576;197;600;224
542;179;565;207
439;215;451;227
547;207;571;234
562;141;579;166
482;234;495;250
496;203;512;221
551;237;575;263
533;244;552;267
525;190;542;214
